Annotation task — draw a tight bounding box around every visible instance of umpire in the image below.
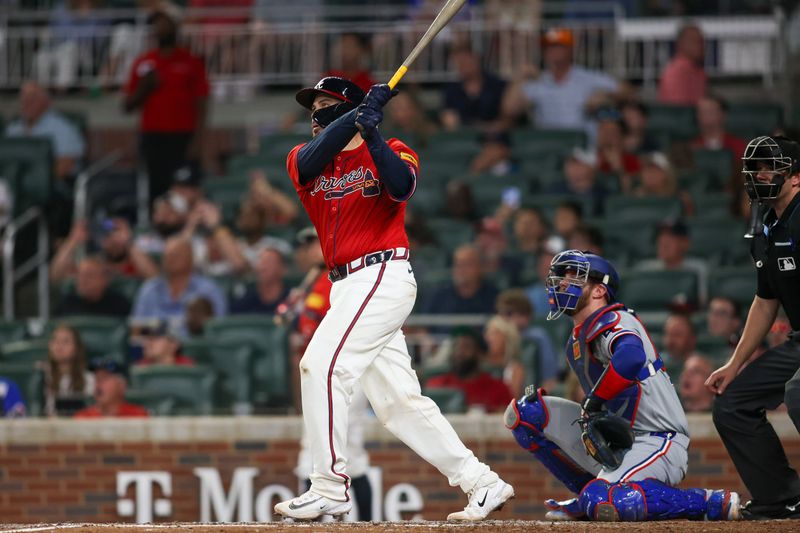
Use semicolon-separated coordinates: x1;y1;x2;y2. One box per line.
707;135;800;520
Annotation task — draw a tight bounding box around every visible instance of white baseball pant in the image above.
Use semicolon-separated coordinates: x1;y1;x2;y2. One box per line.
299;258;497;501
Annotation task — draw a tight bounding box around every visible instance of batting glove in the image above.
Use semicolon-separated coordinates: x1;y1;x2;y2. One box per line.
362;84;399;110
355;104;383;138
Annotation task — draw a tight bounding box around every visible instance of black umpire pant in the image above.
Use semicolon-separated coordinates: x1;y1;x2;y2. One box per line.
713;337;800;504
140;131;194;204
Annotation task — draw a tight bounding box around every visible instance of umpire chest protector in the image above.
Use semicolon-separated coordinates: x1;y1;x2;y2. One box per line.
752;191;800;330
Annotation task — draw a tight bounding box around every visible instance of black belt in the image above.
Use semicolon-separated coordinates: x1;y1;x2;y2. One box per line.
328;248;409;283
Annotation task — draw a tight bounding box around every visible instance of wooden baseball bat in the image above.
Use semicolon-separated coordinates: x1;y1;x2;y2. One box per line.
387;0;468;89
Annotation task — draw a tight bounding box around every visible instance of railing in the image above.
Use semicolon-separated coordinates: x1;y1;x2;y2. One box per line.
73;149;124;223
2;206;49;321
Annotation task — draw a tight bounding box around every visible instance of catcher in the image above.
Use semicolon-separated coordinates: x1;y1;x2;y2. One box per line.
505;250;741;521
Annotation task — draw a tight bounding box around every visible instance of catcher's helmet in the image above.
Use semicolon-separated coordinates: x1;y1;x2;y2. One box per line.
545;250;620;320
742;135;800;202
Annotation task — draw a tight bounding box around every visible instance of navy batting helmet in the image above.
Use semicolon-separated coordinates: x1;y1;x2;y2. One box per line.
545;250;620;320
295;77;366;129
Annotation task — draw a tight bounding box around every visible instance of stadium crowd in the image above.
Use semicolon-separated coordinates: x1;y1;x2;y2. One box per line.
0;0;796;419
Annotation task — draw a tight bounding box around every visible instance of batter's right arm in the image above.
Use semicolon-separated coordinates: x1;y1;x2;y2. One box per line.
706;295;779;394
296;109;359;184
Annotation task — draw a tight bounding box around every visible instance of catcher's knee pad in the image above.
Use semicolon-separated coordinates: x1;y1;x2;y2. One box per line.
579;479;709;521
504;389;593;494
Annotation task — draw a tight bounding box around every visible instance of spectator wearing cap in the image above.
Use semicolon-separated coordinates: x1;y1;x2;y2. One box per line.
495;289;560;391
548;148;607;216
636;219;708;306
123;0;210;203
74;360;148;418
132;236;227;336
6;81;86;180
634;152;693;214
137;323;195;366
0;377;26;418
55;256;131;318
621;101;660;154
425;327;513;413
441;44;507;131
658;24;707;105
502;27;626;138
50;218;159;284
230;248;290;315
424;245;499;317
170;163;205;210
596;107;641;191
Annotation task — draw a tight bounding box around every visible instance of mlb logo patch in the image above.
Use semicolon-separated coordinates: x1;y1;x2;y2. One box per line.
779;257;797;272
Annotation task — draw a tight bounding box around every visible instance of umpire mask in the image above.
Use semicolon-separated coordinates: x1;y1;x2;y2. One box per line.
742;136;797;202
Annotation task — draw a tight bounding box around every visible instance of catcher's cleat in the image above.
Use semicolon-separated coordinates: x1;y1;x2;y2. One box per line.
447;478;515;521
706;490;741;521
274;490;352;521
544;497;584;521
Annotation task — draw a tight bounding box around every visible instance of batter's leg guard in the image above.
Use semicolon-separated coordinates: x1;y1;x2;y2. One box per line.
504;389;594;495
578;479;739;521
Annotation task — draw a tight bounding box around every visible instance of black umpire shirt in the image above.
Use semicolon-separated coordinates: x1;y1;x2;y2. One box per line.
753;190;800;330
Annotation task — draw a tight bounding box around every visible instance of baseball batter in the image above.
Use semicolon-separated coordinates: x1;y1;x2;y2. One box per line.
274;77;514;521
505;250;740;521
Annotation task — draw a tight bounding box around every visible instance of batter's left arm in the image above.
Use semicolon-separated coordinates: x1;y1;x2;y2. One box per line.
364;133;416;201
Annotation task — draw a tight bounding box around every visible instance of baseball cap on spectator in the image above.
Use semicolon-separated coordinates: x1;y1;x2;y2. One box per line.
89;358;128;379
643;152;672;173
542;28;574;48
148;0;183;25
296;227;319;246
451;326;488;352
657;218;689;238
172;164;202;188
567;147;597;167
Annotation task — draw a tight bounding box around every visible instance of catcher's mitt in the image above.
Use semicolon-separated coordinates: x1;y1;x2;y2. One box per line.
578;412;635;470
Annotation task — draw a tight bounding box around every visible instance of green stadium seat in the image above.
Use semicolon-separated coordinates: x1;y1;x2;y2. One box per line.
726;103;783;140
696;333;733;362
691;193;733;220
709;268;756;309
259;133;310;160
0;137;53;216
409;184;446;216
678;169;717;195
208;341;254;412
598;220;657;263
410;246;449;271
180;337;211;364
691;149;733;185
511;129;587;155
532;317;571;353
520;341;540;389
130;365;216;415
467;179;519;217
424;129;482;159
635;310;671;334
619;270;698;311
109;277;143;302
124;388;176;416
204;317;290;407
425;218;475;253
423;386;466;414
1;339;48;363
523;194;595;224
0;321;27;345
646;104;696;140
45;317;127;363
0;363;44;416
687;219;747;263
605;196;683;224
203;177;248;223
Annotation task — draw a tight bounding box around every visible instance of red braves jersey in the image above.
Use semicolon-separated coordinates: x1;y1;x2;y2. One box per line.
287;138;419;269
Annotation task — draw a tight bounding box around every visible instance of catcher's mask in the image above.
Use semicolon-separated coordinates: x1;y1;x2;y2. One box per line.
295;76;365;129
742;135;799;202
546;250;620;321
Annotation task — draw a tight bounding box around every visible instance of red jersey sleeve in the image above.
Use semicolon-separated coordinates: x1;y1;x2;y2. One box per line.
286;144;312;191
192;55;210;99
387;138;420;176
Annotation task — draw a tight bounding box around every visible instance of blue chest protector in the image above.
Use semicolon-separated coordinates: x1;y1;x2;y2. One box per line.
565;303;640;422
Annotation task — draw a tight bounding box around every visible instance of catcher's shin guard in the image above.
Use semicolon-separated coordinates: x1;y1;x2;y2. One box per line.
578;479;736;521
504;390;594;494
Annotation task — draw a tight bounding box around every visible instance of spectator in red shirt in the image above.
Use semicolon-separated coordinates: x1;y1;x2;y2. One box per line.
74;360;149;418
323;33;375;93
692;94;747;179
426;327;513;413
123;1;210;203
658;24;707;106
595;108;641;193
137;322;196;366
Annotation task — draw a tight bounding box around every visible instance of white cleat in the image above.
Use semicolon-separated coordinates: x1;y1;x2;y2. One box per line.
447;479;515;521
544;509;580;521
274;490;352;521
